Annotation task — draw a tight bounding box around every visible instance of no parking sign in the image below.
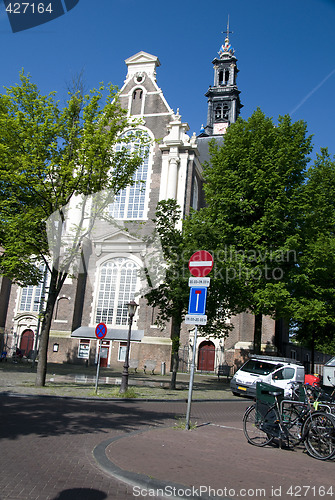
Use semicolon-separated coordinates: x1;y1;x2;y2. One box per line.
95;323;107;339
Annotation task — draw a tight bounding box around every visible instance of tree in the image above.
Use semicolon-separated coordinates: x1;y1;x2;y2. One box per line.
144;200;233;389
186;109;313;353
0;72;145;386
143;200;188;389
289;149;335;366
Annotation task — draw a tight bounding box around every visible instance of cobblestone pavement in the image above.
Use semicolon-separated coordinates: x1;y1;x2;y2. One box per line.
0;395;243;500
1;395;334;500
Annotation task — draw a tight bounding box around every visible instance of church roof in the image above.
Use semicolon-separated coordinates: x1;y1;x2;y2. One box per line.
197;135;224;164
218;38;235;58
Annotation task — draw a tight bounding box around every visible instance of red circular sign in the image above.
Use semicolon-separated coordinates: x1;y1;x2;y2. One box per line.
95;323;107;339
188;250;214;277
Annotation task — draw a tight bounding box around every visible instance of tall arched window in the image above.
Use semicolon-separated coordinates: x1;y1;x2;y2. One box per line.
222;103;229;120
215;105;222;120
192;176;199;211
224;69;230;84
131;89;143;115
95;258;138;326
133;89;143;100
109;130;151;220
19;265;47;312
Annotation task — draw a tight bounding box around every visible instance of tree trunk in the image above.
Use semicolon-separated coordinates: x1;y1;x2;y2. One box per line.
35;269;59;387
169;350;179;390
253;313;262;354
169;318;181;390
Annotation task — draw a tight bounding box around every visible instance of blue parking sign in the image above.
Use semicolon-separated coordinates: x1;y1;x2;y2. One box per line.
188;287;207;315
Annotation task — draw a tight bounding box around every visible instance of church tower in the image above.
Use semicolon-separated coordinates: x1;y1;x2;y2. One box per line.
203;21;242;136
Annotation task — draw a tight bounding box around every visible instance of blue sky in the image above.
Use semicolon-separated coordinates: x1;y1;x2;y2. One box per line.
1;0;335;162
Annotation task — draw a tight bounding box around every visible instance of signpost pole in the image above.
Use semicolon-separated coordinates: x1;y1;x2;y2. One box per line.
185;326;198;430
185;251;213;429
94;322;107;394
95;339;102;394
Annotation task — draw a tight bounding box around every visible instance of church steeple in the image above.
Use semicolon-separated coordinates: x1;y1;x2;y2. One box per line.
203;20;242;136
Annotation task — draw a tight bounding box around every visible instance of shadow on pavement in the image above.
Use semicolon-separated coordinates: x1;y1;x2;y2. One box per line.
51;488;107;499
0;395;185;440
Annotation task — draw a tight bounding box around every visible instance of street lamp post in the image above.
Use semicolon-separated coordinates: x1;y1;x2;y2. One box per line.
119;300;138;395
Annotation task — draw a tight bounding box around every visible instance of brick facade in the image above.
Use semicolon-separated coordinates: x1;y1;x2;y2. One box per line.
0;49;278;374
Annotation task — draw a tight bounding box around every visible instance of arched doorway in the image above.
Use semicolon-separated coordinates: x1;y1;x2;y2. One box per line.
197;340;215;371
20;329;34;357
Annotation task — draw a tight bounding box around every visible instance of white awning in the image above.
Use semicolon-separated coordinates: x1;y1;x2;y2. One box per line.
71;327;144;341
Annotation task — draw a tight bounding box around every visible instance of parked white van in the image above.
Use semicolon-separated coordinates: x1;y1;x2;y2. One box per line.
230;355;305;398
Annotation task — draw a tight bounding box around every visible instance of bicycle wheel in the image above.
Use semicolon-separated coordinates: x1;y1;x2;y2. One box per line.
243;404;275;447
281;404;304;447
303;411;335;460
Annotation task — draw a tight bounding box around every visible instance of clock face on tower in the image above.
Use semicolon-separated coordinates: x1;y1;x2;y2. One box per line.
213;122;228;135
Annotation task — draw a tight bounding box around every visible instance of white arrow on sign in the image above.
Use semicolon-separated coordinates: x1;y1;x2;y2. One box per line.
195;290;201;312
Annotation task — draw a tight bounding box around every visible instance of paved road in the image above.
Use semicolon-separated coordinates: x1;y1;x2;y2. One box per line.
0;396;246;499
0;396;334;500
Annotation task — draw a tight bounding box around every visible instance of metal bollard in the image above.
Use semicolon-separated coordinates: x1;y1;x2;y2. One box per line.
161;361;166;376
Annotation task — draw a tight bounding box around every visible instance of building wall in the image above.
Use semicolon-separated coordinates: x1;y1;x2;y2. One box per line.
1;50;278;372
1;51;202;370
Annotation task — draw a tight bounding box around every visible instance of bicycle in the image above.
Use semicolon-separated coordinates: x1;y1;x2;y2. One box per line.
243;382;305;448
242;381;335;460
305;376;335;415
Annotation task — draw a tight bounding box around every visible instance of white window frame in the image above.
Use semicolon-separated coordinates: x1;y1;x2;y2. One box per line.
19;265;47;313
118;341;128;362
95;257;139;326
109;128;153;221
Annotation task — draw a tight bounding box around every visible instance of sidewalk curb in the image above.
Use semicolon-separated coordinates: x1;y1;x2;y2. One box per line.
0;390;242;403
92;430;236;500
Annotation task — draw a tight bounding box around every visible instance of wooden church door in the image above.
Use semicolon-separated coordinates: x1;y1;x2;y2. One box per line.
20;329;34;357
197;341;215;371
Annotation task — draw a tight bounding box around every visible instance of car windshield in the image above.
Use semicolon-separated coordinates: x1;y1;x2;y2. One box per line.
240;360;282;375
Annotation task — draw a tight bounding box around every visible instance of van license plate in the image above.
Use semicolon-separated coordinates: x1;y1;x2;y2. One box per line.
238;386;247;391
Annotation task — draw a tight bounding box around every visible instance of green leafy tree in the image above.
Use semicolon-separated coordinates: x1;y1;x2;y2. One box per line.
144;200;188;389
186;109;313;353
290;149;335;365
144;200;233;389
0;73;144;386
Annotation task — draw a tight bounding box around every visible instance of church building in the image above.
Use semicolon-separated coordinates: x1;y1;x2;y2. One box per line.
0;32;278;373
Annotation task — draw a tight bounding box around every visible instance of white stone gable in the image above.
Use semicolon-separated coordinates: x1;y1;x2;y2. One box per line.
93;229;146;256
124;51;160;83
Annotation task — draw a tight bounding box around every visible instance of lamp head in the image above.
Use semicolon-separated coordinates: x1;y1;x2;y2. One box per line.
127;300;138;317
